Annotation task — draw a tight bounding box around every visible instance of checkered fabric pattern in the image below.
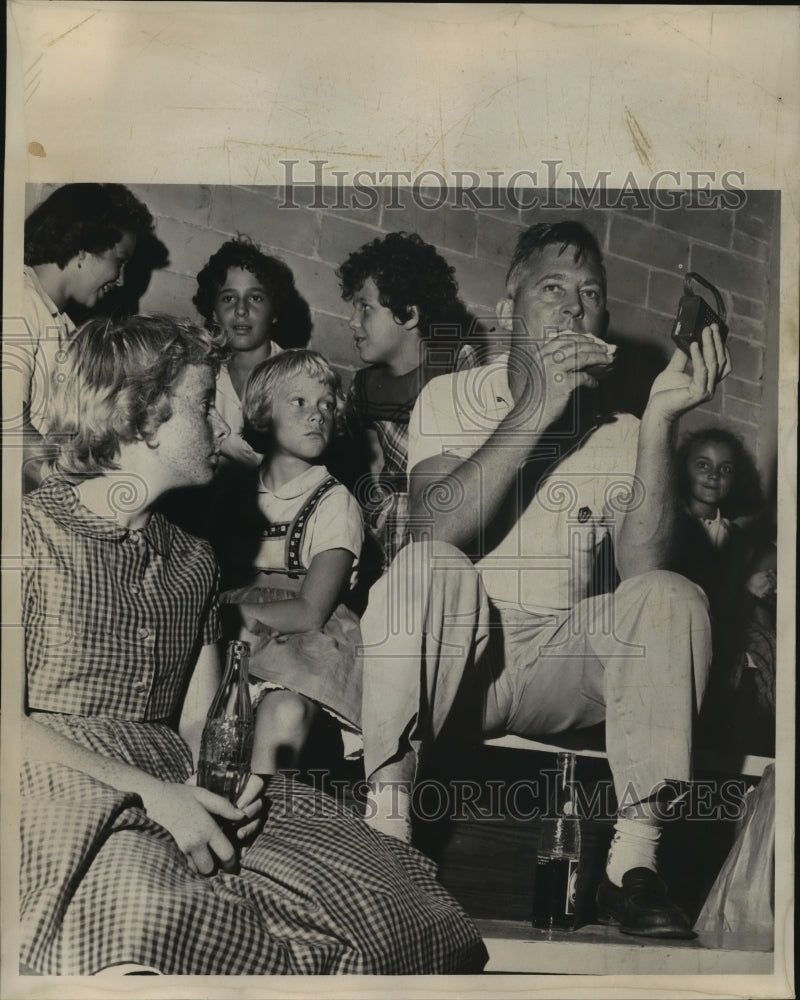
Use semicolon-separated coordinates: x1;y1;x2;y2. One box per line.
21;762;487;974
23;478;220;720
19;477;487;974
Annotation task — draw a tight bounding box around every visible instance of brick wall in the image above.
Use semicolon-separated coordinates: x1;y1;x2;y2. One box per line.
25;184;779;477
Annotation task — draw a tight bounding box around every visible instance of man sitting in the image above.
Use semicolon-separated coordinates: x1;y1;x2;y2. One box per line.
358;221;730;939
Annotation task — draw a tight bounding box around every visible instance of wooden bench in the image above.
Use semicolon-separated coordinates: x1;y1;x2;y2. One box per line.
483;733;774;778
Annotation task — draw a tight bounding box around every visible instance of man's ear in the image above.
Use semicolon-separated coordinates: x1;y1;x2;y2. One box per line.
496;295;514;332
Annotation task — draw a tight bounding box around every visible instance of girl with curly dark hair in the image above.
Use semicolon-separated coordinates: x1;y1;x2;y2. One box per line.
193;237;310;469
677;426;764;523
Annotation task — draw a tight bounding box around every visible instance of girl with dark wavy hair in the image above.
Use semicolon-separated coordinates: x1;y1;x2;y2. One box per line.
194;237;311;469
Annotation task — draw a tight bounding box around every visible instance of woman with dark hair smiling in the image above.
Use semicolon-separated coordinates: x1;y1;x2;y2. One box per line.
21;183;154;488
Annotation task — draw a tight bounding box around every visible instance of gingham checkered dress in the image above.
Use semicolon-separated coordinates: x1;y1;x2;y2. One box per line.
20;479;487;975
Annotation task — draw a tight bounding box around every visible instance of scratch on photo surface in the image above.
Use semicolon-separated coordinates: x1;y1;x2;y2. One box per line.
24;79;40;104
46;11;99;48
24;52;42;104
136;28;164;55
413;79;527;172
656;13;709;52
212;139;382;160
624;106;653;170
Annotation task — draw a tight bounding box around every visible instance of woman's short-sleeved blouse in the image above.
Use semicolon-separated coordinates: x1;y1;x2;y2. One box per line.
23;478;220;721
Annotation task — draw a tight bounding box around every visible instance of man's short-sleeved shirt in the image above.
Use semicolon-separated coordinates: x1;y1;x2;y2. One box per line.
407;355;641;614
23;477;221;720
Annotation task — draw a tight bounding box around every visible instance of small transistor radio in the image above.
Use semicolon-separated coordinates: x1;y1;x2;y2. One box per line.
671;272;729;355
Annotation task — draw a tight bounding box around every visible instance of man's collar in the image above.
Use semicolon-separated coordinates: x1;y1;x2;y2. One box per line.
32;476;174;555
487;352;513;408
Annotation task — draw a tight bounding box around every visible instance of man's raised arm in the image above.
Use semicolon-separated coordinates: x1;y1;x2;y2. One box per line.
616;326;731;580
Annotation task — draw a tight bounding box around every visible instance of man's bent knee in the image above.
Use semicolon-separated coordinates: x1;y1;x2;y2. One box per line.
619;569;709;615
392;539;476;571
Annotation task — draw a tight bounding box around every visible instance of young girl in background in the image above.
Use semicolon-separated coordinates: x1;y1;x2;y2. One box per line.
221;350;364;775
193;237;311;469
676;427;775;754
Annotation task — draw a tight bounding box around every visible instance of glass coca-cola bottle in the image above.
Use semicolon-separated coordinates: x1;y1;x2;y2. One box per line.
531;751;581;931
197;639;255;805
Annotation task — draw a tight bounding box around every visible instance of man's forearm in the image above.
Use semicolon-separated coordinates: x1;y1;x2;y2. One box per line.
408;334;615;551
616;410;679;579
408;419;548;550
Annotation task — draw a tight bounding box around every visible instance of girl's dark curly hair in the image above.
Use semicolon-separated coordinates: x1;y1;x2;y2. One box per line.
24;184;154;268
677;426;764;518
337;231;467;340
193;237;307;347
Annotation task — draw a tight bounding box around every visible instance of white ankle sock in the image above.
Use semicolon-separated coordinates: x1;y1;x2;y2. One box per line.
365;782;412;844
605;819;661;887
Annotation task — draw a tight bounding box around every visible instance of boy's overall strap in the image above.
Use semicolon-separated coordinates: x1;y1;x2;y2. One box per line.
284;476;340;573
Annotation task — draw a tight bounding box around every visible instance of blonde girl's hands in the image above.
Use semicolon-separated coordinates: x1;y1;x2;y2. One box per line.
142;777;247;875
234;773;267;842
646;324;731;422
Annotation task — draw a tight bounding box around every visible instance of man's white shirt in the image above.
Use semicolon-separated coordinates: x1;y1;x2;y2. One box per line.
407;355;641;614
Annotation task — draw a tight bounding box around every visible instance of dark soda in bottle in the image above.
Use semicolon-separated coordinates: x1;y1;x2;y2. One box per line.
531;751;581;931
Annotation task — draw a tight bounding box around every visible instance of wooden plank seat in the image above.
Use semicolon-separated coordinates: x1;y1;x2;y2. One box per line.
482;732;773;778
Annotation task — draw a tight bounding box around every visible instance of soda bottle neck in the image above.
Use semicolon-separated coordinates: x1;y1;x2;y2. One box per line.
208;640;252;719
554;751;577;816
228;640;251;683
539;752;580;858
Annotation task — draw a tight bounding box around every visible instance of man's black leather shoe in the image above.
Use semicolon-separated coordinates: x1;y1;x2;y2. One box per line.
596;867;696;939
